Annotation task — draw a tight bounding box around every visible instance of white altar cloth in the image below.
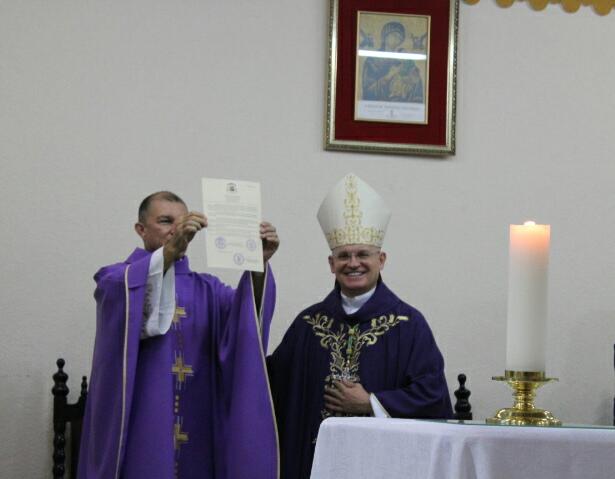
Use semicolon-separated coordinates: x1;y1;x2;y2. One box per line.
310;417;615;479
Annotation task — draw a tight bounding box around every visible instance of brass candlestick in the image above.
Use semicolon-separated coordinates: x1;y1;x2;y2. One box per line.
486;370;561;426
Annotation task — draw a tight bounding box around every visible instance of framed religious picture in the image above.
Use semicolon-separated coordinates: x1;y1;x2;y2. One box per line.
325;0;459;156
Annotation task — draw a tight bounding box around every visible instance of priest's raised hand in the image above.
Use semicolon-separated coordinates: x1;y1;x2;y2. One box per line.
163;211;207;270
260;221;279;263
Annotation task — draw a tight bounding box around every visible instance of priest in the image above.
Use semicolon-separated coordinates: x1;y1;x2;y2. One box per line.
79;191;279;479
267;174;452;479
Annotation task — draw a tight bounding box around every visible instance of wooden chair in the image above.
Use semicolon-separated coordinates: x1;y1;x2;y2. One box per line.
52;358;88;479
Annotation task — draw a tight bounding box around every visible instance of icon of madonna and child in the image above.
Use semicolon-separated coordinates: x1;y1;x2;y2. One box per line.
355;13;430;124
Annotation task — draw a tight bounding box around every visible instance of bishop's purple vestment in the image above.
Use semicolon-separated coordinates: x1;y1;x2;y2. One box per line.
79;248;278;479
267;280;452;479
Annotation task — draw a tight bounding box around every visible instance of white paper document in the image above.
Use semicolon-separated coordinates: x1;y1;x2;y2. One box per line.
201;177;263;272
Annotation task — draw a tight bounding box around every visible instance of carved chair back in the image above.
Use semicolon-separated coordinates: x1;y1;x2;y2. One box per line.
52;358;87;479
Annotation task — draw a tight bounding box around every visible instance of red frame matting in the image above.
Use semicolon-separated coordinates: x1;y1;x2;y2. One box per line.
334;0;452;146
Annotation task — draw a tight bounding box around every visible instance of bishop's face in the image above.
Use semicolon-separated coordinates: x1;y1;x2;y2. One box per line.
134;199;188;251
328;244;386;297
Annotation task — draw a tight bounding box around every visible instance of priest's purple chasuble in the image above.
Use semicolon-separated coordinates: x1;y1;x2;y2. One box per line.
267;281;452;479
79;248;278;479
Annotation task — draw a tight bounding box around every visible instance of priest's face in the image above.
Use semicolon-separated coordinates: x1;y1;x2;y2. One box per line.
328;244;386;297
135;199;189;251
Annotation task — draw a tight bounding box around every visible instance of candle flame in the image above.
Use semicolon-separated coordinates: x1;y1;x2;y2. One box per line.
524;221;536;226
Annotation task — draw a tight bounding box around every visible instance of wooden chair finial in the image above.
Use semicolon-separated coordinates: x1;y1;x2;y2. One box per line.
453;373;472;420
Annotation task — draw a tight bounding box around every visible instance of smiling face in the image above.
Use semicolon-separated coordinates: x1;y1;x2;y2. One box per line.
328;244;386;297
134;198;188;251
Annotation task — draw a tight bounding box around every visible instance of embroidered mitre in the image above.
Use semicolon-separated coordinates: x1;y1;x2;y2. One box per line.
317;173;391;250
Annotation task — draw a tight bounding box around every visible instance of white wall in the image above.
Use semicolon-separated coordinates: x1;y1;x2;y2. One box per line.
1;1;614;476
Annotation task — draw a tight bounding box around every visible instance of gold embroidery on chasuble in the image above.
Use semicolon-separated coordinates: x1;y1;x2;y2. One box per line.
171;304;192;469
304;313;409;420
171;352;194;386
174;418;189;450
172;306;187;328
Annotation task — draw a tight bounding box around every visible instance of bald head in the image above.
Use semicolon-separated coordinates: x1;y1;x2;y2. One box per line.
138;191;186;223
135;191;189;251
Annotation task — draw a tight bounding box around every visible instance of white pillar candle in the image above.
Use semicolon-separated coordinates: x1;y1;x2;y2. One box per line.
506;221;550;372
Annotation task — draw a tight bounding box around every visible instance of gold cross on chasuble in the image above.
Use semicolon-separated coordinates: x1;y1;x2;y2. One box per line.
172;306;187;327
171;353;194;384
174;420;189;450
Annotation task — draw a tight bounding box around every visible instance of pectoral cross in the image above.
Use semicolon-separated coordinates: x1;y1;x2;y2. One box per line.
339;325;360;382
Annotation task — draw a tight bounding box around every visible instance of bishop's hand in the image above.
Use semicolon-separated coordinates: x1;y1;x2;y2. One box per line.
324;380;372;415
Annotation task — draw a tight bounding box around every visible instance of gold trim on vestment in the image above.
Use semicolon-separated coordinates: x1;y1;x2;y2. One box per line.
171;301;191;467
172;306;187;328
171;351;194;386
174;418;189;451
250;266;280;479
114;266;131;479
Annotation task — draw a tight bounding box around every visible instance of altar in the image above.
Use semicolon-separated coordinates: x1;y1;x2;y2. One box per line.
310;417;615;479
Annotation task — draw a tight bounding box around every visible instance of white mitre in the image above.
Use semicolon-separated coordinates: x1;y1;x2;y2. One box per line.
317;173;391;250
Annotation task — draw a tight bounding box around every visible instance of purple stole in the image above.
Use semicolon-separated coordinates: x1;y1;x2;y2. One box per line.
79;248;278;479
